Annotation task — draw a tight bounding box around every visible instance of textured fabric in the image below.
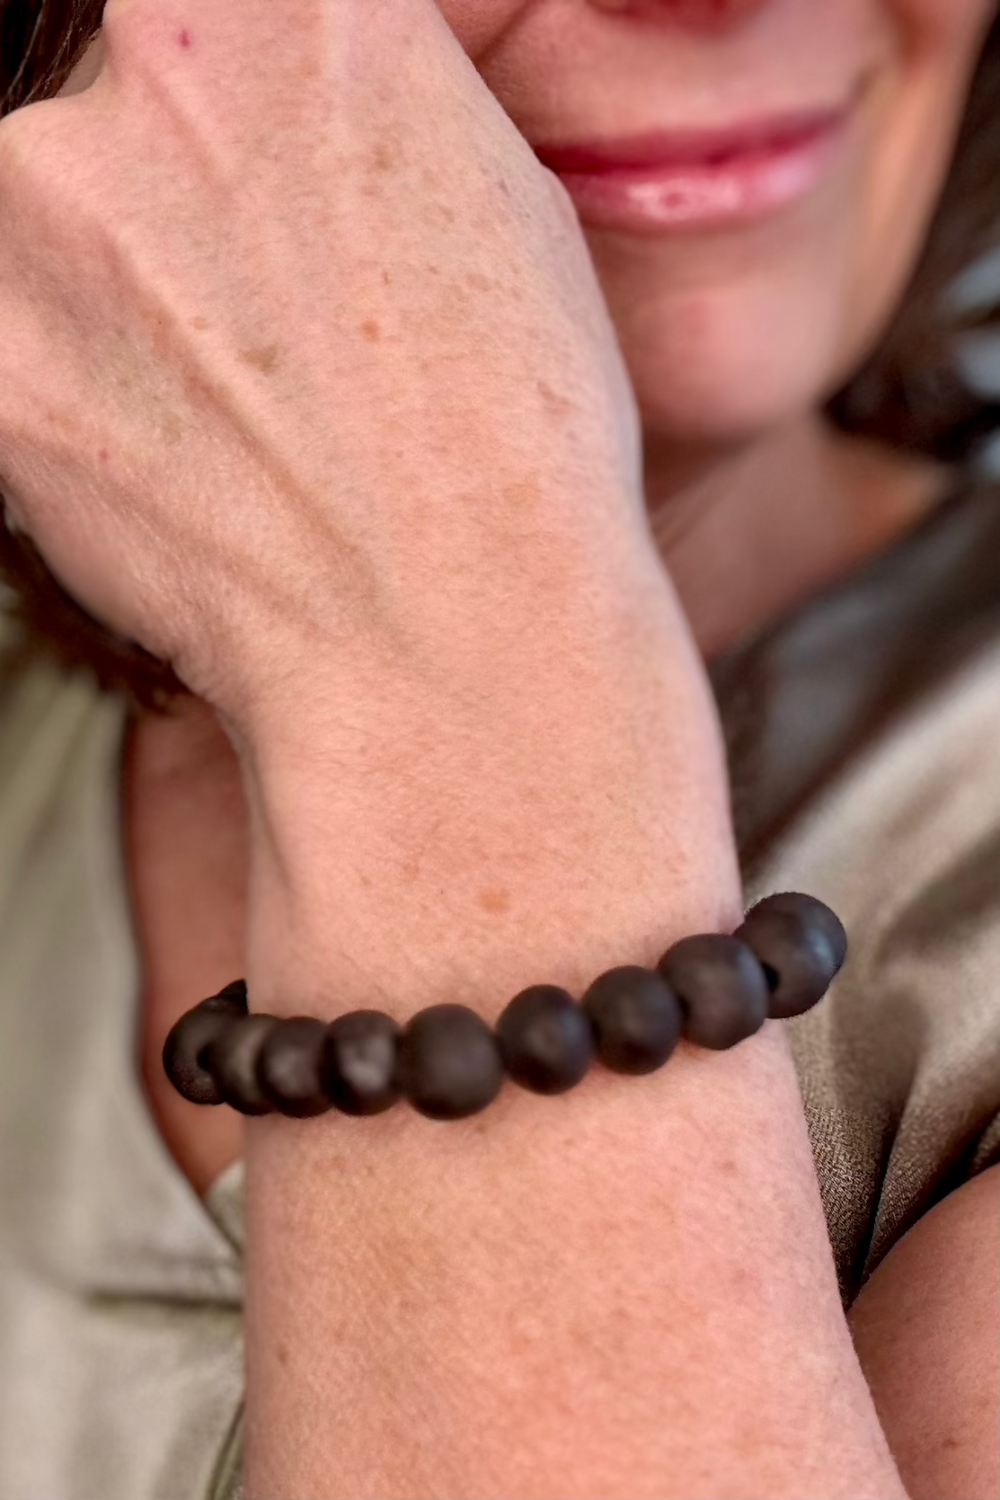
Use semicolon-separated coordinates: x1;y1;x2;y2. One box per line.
708;475;1000;1307
0;661;245;1500
0;475;998;1500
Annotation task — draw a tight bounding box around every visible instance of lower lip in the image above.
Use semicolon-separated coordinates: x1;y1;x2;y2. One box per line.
547;119;847;235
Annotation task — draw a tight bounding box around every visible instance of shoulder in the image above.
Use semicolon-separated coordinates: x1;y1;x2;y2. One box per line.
745;613;1000;1309
847;1160;1000;1500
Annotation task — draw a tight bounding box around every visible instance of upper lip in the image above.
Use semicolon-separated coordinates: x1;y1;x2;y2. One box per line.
531;105;851;173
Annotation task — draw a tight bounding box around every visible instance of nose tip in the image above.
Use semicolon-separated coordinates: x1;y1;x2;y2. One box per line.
589;0;766;27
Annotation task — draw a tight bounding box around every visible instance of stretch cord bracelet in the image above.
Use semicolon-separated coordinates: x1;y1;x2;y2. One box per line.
163;890;847;1122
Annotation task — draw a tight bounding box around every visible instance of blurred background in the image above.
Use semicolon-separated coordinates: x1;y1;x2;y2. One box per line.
957;245;1000;473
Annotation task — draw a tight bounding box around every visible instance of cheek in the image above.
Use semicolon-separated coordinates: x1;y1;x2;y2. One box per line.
889;0;996;56
432;0;529;55
840;0;994;375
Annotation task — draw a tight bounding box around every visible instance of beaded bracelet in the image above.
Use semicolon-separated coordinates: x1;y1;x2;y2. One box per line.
163;890;846;1122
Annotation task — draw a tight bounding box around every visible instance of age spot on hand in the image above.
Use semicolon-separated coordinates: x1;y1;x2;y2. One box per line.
370;141;400;173
478;887;512;916
238;344;281;376
502;478;542;513
537;380;578;419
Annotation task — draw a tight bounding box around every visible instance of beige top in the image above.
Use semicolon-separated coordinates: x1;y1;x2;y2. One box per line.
0;474;998;1500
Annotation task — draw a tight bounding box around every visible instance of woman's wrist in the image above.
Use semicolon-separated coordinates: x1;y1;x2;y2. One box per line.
226;582;742;1024
206;484;668;736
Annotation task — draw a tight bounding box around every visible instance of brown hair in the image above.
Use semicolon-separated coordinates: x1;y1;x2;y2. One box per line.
1;1;999;712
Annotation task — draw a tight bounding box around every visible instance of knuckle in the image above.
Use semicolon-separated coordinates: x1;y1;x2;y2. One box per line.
100;0;153;38
0;99;90;215
0;106;37;184
101;0;181;68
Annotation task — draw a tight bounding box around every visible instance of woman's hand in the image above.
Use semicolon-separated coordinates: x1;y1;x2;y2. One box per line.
0;14;914;1496
0;0;741;1067
0;0;650;724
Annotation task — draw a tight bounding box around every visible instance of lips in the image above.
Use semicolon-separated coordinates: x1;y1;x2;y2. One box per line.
529;103;855;234
531;107;850;175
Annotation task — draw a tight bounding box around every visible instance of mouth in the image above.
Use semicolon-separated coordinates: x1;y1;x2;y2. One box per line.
531;100;858;234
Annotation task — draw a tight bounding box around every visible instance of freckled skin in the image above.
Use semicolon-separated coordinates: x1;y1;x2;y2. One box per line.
370;141;399;173
238;345;282;376
479;887;512;915
3;0;990;719
537;380;578;419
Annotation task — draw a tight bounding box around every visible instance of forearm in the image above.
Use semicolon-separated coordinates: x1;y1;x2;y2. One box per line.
245;1035;904;1500
234;595;907;1500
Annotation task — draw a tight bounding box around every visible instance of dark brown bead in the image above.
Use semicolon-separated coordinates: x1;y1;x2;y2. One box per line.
204;1014;280;1115
581;965;683;1075
397;1004;504;1121
210;979;249;1013
734;892;847;1020
323;1010;404;1117
162;1000;238;1106
257;1018;332;1117
657;933;769;1050
495;985;595;1095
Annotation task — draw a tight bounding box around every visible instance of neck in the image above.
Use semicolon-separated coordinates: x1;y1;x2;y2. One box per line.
643;412;950;661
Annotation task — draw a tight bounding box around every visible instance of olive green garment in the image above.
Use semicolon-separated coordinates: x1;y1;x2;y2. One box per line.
0;474;998;1500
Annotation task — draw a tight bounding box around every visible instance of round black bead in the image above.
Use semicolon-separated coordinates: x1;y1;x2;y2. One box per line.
495;985;595;1095
204;1014;280;1116
733;892;847;1020
581;965;684;1075
657;933;769;1050
396;1004;504;1121
323;1010;404;1117
211;979;250;1012
257;1017;332;1118
162;992;247;1106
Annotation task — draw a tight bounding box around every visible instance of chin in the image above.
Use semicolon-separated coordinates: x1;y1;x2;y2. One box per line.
635;367;820;452
586;210;861;453
627;300;844;453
